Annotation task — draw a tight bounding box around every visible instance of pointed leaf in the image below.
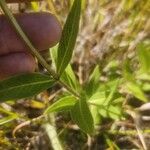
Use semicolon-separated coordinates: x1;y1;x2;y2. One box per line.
89;66;100;83
86;65;101;97
0;107;19;125
50;37;80;92
0;73;55;101
56;0;81;76
61;65;80;92
98;105;122;120
71;99;94;134
104;79;120;105
90;105;101;125
107;105;122;120
44;96;77;114
89;91;106;105
0;115;18;125
126;82;147;102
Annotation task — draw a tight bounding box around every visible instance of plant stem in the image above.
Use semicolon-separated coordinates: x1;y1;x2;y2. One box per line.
0;0;80;98
43;114;63;150
59;80;80;98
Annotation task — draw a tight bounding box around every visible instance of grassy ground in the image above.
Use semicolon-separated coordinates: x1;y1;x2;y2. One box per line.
0;0;150;149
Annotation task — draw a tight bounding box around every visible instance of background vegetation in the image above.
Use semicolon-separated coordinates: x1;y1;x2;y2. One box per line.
0;0;150;149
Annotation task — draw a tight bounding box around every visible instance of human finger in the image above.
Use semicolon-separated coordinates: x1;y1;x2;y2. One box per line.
0;52;36;79
0;12;61;56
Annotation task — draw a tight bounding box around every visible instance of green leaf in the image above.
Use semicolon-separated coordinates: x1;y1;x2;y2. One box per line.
0;73;55;101
88;79;120;104
44;95;77;114
86;65;101;97
0;107;19;125
71;99;94;134
104;79;120;105
90;105;101;125
126;82;147;102
107;105;122;120
61;65;80;92
0;115;18;125
89;92;123;120
56;0;81;76
98;105;122;120
50;39;80;92
89;91;106;105
137;43;150;73
89;66;100;83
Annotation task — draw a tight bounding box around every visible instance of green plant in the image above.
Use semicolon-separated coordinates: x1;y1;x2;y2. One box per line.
0;0;125;135
0;0;95;135
0;0;149;149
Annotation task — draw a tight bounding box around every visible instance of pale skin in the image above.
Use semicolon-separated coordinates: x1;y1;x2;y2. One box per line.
0;0;61;79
